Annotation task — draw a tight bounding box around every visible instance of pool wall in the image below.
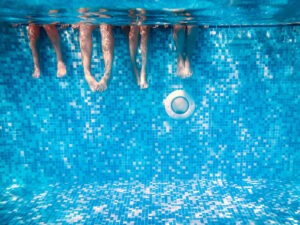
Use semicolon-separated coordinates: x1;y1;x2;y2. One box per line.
0;25;300;186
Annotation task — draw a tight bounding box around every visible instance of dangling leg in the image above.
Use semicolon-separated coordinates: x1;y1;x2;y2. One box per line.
97;24;114;92
79;24;98;91
28;24;41;78
43;25;66;77
173;24;186;77
185;25;198;77
129;25;140;85
139;25;150;89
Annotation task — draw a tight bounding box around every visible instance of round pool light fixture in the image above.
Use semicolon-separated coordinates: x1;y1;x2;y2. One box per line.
164;90;195;119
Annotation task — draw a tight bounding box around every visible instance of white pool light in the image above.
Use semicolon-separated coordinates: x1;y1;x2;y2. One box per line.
164;90;195;119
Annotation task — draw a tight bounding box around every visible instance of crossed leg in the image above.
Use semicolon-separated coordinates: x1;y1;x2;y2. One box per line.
79;24;98;91
79;24;114;92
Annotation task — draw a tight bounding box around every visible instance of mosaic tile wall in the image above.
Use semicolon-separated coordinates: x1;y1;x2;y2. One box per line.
0;24;299;186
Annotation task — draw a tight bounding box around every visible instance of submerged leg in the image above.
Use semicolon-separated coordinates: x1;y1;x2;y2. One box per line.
139;25;150;89
97;24;114;92
43;25;66;77
173;24;186;77
79;24;98;91
129;25;140;85
28;24;41;78
185;25;198;77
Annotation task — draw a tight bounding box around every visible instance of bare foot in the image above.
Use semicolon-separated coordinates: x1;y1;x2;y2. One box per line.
85;73;98;91
96;76;109;92
140;71;148;89
32;66;41;78
57;61;67;77
176;57;185;78
183;58;193;78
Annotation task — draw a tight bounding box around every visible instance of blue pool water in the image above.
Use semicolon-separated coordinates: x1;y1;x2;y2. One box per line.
1;0;300;25
1;3;300;224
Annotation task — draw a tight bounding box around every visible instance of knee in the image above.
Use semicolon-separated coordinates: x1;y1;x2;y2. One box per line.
129;26;138;40
100;24;112;31
140;26;149;36
43;24;56;33
80;24;93;33
28;24;40;41
80;27;92;41
100;26;113;42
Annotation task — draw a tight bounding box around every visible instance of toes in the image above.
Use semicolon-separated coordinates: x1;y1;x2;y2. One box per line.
184;70;192;78
57;69;67;78
91;83;98;92
57;63;67;77
32;72;40;78
96;84;102;92
97;86;103;92
96;82;107;92
140;82;149;89
176;68;186;77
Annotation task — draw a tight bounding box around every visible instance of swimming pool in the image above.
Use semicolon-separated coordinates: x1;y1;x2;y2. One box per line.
1;2;300;224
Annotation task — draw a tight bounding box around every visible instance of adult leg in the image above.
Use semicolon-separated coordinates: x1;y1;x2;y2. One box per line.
185;25;198;77
79;24;98;91
43;25;66;77
139;25;150;89
28;24;41;78
129;25;140;85
173;24;186;77
98;24;114;92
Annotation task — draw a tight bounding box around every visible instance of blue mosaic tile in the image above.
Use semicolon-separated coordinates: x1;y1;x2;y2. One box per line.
0;179;299;224
0;24;300;223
